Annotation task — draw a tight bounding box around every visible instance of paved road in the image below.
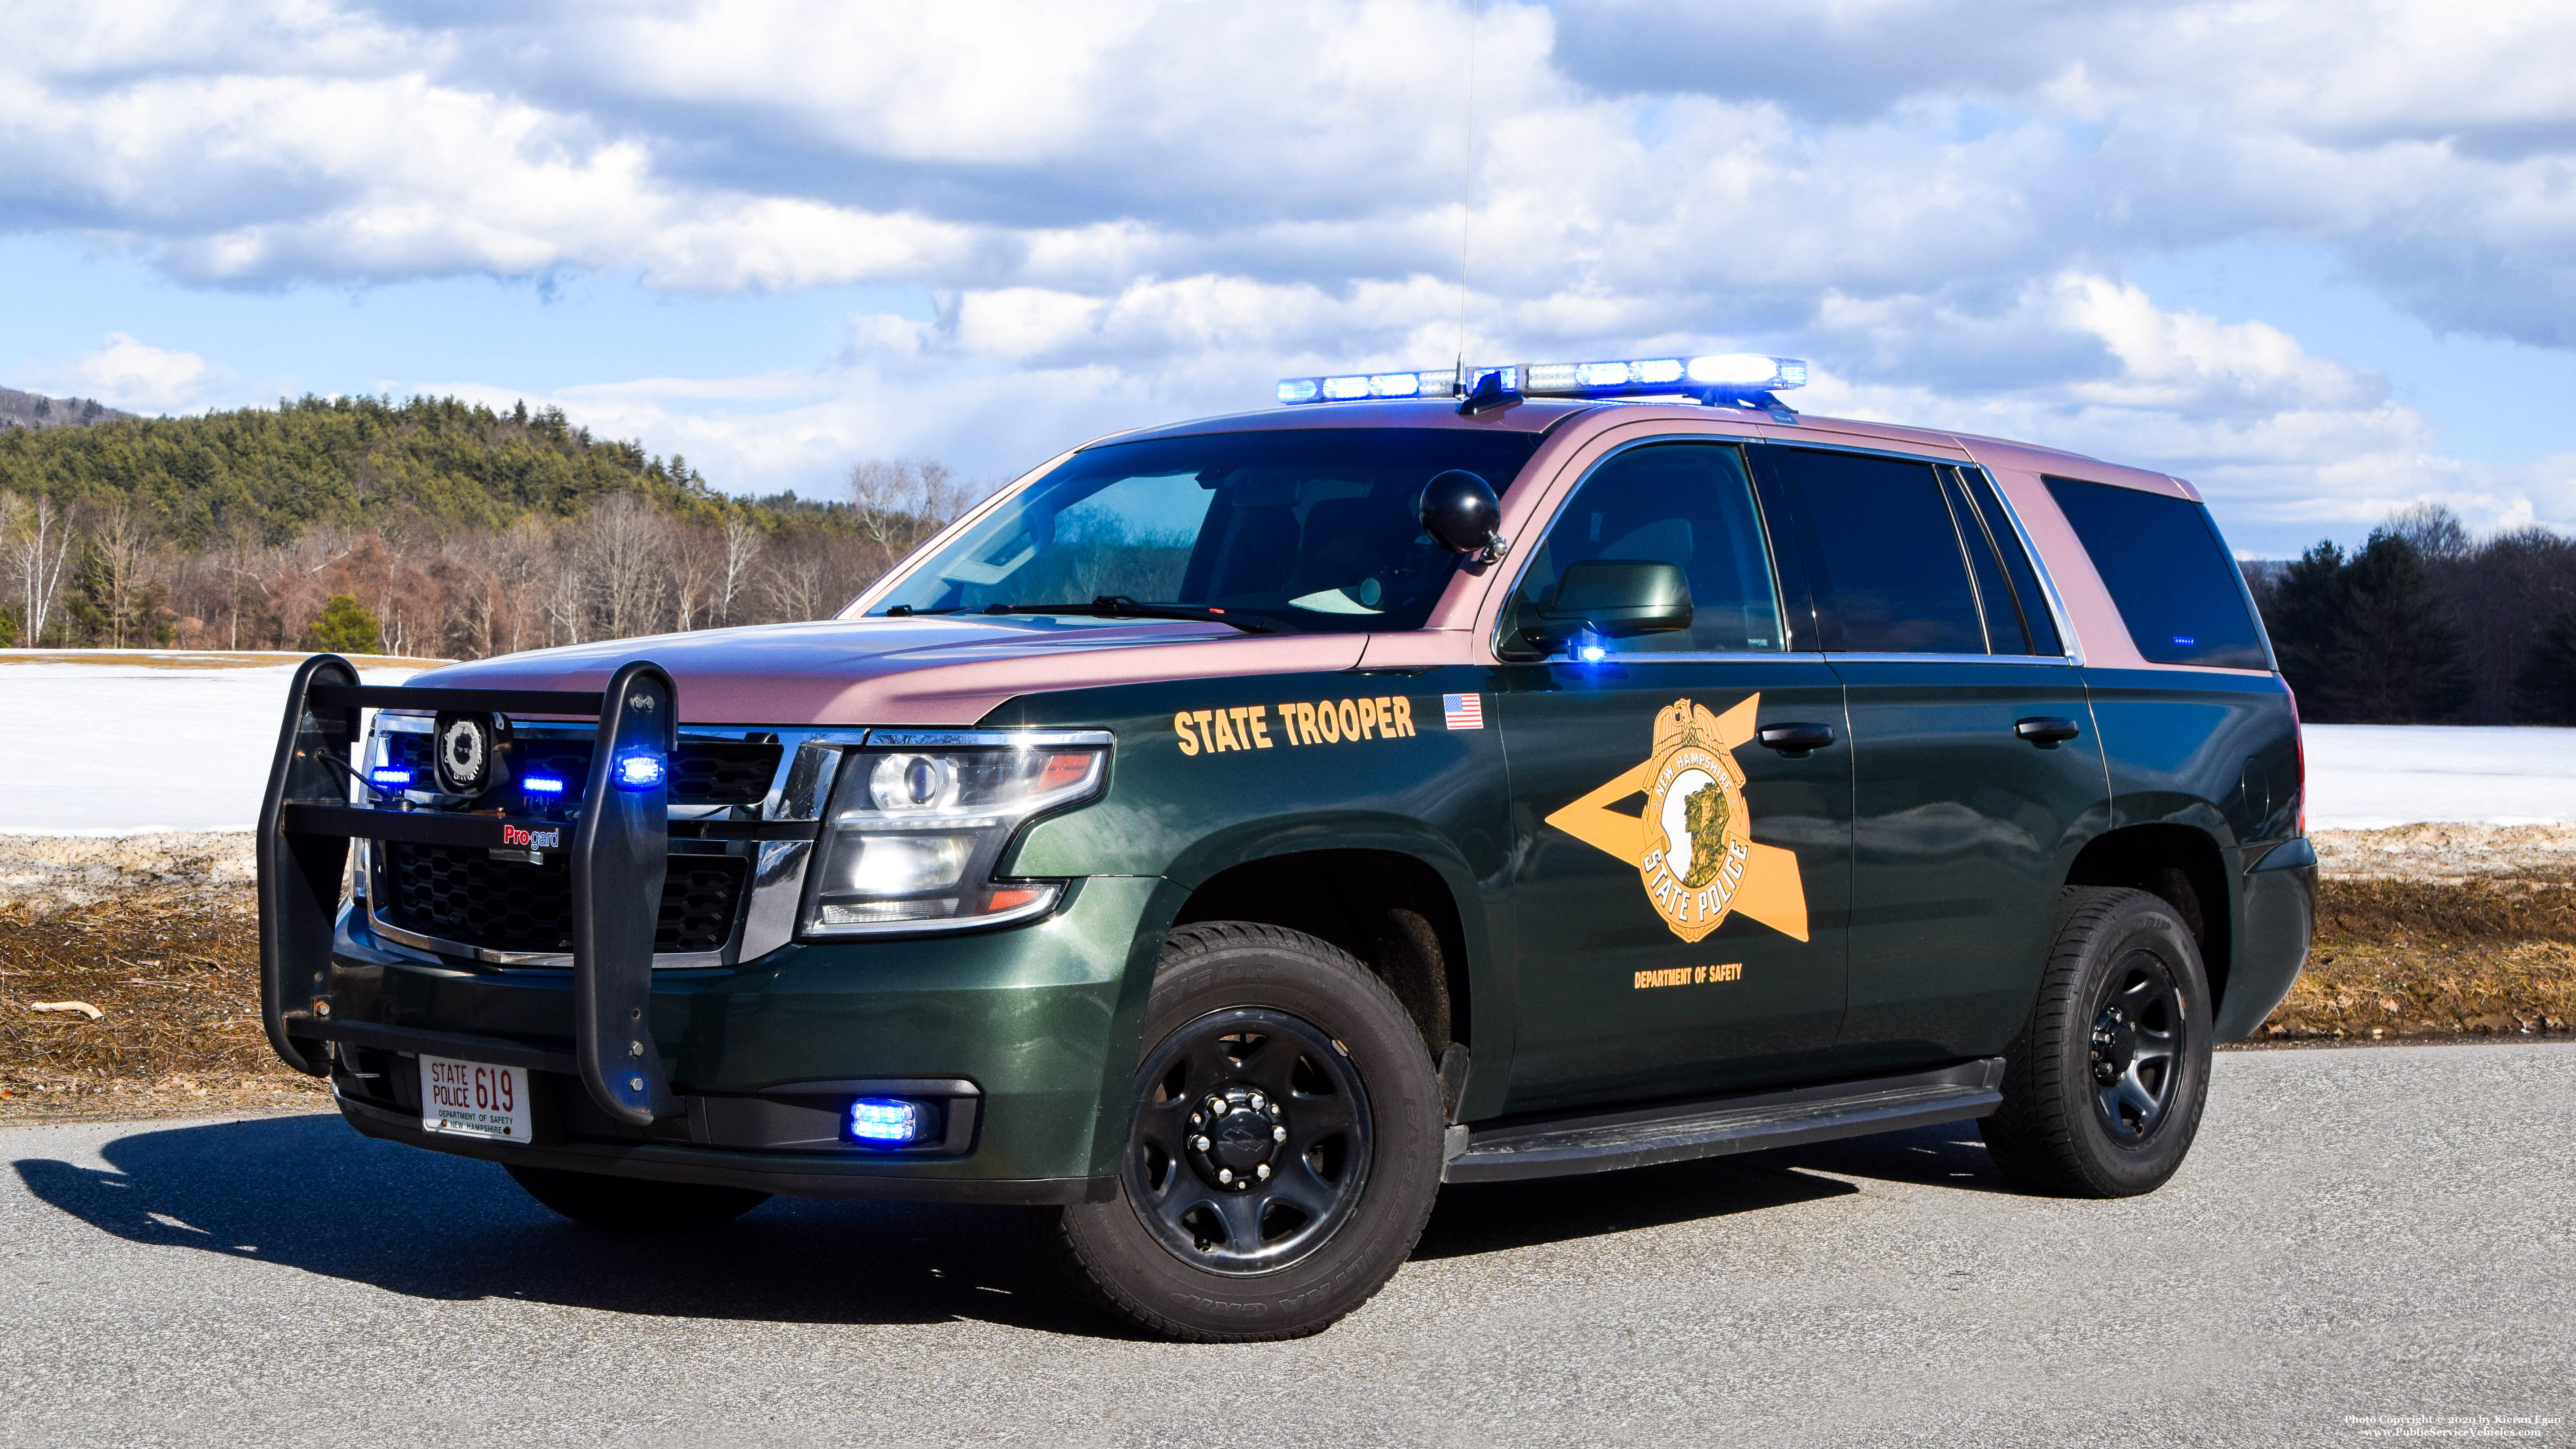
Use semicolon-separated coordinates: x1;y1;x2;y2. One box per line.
3;1044;2570;1448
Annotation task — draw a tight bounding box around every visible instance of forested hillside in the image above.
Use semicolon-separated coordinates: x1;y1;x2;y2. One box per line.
0;395;971;659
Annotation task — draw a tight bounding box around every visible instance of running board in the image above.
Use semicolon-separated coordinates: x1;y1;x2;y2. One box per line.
1441;1058;2007;1184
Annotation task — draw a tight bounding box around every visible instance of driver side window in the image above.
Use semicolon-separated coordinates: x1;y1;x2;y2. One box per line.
1504;442;1784;655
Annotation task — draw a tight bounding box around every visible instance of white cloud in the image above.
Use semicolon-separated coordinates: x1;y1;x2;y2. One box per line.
33;332;233;414
4;0;2575;547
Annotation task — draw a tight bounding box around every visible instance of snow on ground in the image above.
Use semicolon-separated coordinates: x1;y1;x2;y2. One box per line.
2302;724;2576;829
0;653;427;834
0;653;2567;835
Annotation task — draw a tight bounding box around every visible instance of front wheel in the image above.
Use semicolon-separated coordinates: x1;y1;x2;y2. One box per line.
1982;886;2215;1198
1037;922;1443;1342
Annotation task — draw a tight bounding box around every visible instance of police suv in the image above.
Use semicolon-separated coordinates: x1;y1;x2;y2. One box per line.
258;354;2314;1340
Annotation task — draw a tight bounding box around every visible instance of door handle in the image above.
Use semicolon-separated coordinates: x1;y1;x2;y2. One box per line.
1756;723;1837;757
2016;716;2082;746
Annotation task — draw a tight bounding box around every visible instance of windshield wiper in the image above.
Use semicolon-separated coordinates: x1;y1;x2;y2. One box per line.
982;596;1294;635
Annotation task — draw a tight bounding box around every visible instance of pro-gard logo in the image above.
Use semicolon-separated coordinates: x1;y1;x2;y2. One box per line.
500;824;562;850
1544;695;1809;944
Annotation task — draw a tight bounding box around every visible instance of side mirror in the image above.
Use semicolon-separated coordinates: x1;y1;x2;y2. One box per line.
1518;559;1693;655
1419;470;1505;562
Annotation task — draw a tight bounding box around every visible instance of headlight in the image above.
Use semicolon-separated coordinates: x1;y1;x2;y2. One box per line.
801;737;1109;936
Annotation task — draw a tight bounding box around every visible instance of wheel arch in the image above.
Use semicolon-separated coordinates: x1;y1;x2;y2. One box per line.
1167;845;1478;1067
2063;822;2235;1023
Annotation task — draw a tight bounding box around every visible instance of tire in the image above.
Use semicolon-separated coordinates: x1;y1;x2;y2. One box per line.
1981;886;2215;1198
1037;921;1444;1342
505;1164;771;1231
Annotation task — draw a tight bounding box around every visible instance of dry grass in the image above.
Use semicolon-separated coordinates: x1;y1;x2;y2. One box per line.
2258;876;2576;1042
0;886;326;1122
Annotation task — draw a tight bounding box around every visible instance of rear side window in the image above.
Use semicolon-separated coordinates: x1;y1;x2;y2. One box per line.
2042;475;2268;669
1771;449;1986;654
1955;468;2063;655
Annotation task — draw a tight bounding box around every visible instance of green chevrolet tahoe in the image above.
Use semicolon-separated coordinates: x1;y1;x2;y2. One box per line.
258;355;2314;1341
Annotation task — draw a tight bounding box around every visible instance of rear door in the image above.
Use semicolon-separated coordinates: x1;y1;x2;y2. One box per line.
1494;437;1854;1114
1754;445;2109;1072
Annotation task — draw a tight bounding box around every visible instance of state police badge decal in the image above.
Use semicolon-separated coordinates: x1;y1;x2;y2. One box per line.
1544;695;1811;944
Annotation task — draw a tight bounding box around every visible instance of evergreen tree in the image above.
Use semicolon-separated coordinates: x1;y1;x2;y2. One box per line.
2264;540;2350;716
2334;531;2471;723
306;594;385;655
2517;609;2576;724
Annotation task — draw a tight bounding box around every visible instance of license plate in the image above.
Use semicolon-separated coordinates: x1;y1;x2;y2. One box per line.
417;1055;531;1143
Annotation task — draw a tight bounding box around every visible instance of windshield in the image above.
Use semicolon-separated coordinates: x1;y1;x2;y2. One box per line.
859;428;1544;633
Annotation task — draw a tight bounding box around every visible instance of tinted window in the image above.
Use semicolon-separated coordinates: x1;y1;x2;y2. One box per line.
1947;471;2026;653
1504;442;1782;655
1958;468;2062;655
2043;476;2269;669
1776;450;1985;654
870;428;1544;634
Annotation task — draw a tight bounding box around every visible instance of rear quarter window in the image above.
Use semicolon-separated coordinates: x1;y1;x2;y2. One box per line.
2042;475;2269;669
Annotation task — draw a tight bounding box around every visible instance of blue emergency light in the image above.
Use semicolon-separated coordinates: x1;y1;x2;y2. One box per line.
521;774;567;795
847;1097;933;1145
612;753;667;791
1277;355;1804;410
368;767;413;788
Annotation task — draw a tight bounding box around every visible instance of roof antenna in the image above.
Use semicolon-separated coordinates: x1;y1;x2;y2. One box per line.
1455;0;1480;399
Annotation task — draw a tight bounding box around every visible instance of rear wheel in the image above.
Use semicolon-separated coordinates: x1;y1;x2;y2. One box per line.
505;1164;771;1231
1037;921;1443;1341
1982;886;2214;1197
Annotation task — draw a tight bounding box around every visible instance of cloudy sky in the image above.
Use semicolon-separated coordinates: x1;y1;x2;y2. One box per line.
6;0;2575;555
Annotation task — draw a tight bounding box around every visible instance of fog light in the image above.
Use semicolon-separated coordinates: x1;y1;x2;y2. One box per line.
847;1096;934;1145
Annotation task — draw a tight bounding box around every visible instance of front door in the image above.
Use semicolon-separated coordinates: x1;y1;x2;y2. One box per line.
1495;439;1854;1115
1756;446;2110;1071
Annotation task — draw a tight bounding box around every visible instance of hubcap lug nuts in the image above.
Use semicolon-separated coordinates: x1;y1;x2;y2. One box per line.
1206;1096;1226;1114
1217;1169;1233;1184
1192;1135;1210;1151
1249;1093;1265;1110
1256;1163;1271;1180
1272;1125;1287;1142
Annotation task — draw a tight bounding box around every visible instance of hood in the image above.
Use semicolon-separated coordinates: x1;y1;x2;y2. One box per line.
406;616;1370;726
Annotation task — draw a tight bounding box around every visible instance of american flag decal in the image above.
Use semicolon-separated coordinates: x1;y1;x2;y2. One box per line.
1443;693;1484;730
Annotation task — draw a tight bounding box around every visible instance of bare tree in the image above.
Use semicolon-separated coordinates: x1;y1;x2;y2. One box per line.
847;457;969;575
718;512;763;626
2;492;76;645
571;492;674;640
671;521;724;631
87;502;154;648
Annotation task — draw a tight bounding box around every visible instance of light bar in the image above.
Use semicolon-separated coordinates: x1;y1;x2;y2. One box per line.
1275;357;1800;406
1279;368;1466;406
522;775;567;795
368;767;413;788
847;1096;935;1145
1522;354;1806;398
612;754;666;791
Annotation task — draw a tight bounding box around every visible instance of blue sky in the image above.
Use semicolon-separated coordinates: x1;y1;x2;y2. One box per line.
5;0;2575;557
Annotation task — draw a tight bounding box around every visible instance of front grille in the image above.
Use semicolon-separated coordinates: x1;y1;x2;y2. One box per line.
376;843;748;956
380;733;781;806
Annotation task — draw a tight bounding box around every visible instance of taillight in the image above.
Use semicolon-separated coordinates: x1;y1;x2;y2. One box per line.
2284;681;2305;837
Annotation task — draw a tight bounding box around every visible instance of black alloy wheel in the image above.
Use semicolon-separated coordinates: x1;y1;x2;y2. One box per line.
1125;1006;1373;1275
1037;921;1443;1342
1982;886;2215;1199
2087;949;2187;1144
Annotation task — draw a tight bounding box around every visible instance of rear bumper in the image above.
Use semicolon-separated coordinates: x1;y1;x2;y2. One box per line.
316;873;1168;1200
2218;837;2317;1041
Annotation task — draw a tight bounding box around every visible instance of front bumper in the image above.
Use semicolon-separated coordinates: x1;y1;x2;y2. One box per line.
321;873;1167;1202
